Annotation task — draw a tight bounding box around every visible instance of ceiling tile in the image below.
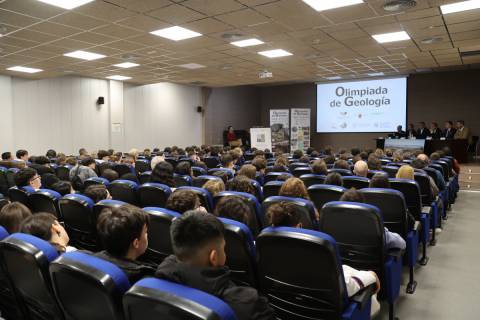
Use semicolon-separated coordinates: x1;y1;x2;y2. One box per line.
49;12;108;30
183;0;245;15
0;0;65;19
148;4;206;24
104;0;172;13
216;8;270;28
0;9;40;28
76;1;136;22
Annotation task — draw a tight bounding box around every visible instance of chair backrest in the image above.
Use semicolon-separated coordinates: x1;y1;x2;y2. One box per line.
59;194;97;250
299;173;326;187
423;167;443;190
0;225;8;239
123;278;237;320
318;201;385;281
219;217;257;287
0;233;63;320
173;174;193;187
430;162;448;180
342;176;370;190
134;159;150;174
262;196;317;230
138;182;172;208
208;168;234;180
382;165;399;178
292;167;312;178
256;227;348;319
204;156;220;169
49;251;131;320
29;189;61;217
113;164;133;177
414;172;434;204
109;180;139;205
249;178;264;201
327;168;353;176
360;188;408;237
84;177;110;189
55;165;72;181
264;172;292;184
214;191;263;235
176;186;214;212
0;167;9;196
307;184;346;212
389;178;423;219
138;171;152;184
7;186;30;207
263;181;284;199
142;207;180;264
289;162;308;171
193;175;223;188
164;157;178;168
191;166;207;177
367;170;387;179
93;199;127;223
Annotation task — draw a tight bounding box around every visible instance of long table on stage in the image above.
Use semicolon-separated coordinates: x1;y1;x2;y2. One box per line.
376;138;469;163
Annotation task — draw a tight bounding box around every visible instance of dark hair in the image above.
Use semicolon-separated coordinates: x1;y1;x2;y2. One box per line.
79;148;87;155
175;161;192;176
166;189;200;213
1;152;11;160
351;147;361;156
14;167;38;187
41;173;60;190
430;152;441;161
323;155;335;164
212;170;228;183
51;181;72;196
170;210;224;260
35;156;50;165
292;149;304;159
151;161;175;187
237;164;257;180
446;121;453;126
311;160;327;175
252;157;267;171
325;172;343;186
226;176;255;195
120;172;139;184
367;155;382;170
214;196;250;226
97;205;149;257
98;150;110;160
340;188;365;203
101;169;119;182
46;149;57;159
456;120;465;125
334;159;349;170
266;202;300;227
0;202;32;234
84;184;110;203
369;173;390;188
16;149;28;159
220;154;233;167
306;147;315;155
410;159;426;169
81;156;95;167
20;212;57;241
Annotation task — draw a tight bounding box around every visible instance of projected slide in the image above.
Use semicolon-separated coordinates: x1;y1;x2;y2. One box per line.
316;77;407;133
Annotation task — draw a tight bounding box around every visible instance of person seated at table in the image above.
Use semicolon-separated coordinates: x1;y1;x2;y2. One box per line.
429;122;442;139
443;121;456;140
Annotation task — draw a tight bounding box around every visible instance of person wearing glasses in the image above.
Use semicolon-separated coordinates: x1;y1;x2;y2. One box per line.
14;167;42;192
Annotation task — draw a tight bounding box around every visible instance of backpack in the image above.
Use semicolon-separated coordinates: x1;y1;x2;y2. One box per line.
70;166;84;192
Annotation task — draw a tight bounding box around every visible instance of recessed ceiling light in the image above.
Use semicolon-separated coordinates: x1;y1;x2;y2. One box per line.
106;75;131;81
7;66;43;74
441;0;480;14
367;72;385;76
258;49;293;58
179;63;206;69
64;50;106;61
150;26;202;41
113;62;139;68
37;0;95;10
231;38;264;47
325;76;342;80
372;31;410;43
302;0;363;11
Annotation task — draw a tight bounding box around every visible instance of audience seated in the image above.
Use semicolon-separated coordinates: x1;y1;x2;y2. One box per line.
237;164;257;180
324;172;343;186
15;149;29;163
367;155;382;170
150;161;176;188
95;205;155;283
155;210;275;320
0;202;32;233
311;159;328;175
202;179;225;197
333;159;350;170
226;176;256;196
166;189;205;214
84;184;112;203
175;161;193;177
1;152;13;161
214;196;250;227
69;156;98;184
265;201;302;228
353;160;368;177
14;167;42;190
101;168;119;182
41;173;60;190
369;173;391;188
51;181;74;196
221;153;235;171
252;157;267;175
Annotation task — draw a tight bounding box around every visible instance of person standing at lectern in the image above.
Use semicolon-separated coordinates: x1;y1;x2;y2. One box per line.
429;122;442;139
443;121;456;140
454;120;470;142
416;122;430;139
226;126;242;147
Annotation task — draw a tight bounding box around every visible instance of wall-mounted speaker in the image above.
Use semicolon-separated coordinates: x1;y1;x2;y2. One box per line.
197;106;203;113
97;97;105;105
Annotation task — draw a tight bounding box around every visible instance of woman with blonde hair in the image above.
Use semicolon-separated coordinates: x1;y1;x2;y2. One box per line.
202;179;225;197
279;177;310;200
396;165;414;180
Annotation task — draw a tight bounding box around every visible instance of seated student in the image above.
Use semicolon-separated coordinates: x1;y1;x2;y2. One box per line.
41;173;60;190
276;173;292;182
410;159;440;196
214;196;250;227
97;150;110;163
417;154;445;191
69;157;98;183
353;160;368;177
84;184;112;203
175;161;193;177
14;167;42;191
51;181;74;196
369;173;391;188
30;156;55;176
212;170;229;184
367;155;382;171
279;177;319;220
324;172;343;186
0;202;32;234
334;159;350;170
20;213;75;254
340;189;406;250
237;164;257;180
220;153;235;171
15;149;29;163
150;161;176;188
265;202;380;315
101;168;119;182
311;159;328;175
155;211;275;320
252;156;267;176
120;172;140;184
202;179;225;197
166;189;205;214
1;152;13;161
226;175;256;196
96;205;155;283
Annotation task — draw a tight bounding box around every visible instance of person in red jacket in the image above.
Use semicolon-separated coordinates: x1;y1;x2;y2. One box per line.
227;126;242;147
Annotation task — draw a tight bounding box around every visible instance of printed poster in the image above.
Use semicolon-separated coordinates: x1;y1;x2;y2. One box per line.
269;109;290;153
290;108;311;152
250;128;272;151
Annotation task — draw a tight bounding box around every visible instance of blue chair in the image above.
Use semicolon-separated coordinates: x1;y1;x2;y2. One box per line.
367;170;388;179
204;156;220;169
142;207;180;264
135;159;150;174
249;178;264;201
289;162;308;171
138;182;171;208
93;199;127;224
7;186;30;207
328;168;353;176
263;181;284;199
173;173;193;187
59;194;96;250
84;177;110;189
342;176;370;190
113;163;134;177
264;172;292;184
0;233;63;320
193;175;223;188
176;186;214;213
123;278;237;320
319;202;402;320
55;165;72;181
299;173;326;187
262;196;317;230
29;189;62;217
192;166;207;177
49;251;131;320
139;171;151;184
219;218;257;287
414;172;442;243
109;180;139;205
256;227;374;320
292;167;312;177
382;166;399;178
307;184;347;212
208;168;235;180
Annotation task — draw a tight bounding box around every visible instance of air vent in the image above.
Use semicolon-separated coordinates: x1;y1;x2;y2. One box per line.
460;50;480;58
0;24;7;34
121;53;141;60
190;81;206;86
421;36;443;44
383;0;416;12
221;33;244;41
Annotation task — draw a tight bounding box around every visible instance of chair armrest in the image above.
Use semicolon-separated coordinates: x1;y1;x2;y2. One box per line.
421;206;432;215
388;248;404;261
413;220;421;232
351;284;376;309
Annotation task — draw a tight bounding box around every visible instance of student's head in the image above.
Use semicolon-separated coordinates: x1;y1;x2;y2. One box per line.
151;161;175;187
66;157;77;166
0;202;32;234
81;156;96;169
292;149;304;159
79;148;88;156
220;154;234;169
266;202;301;228
56;156;66;166
1;152;12;161
214;196;250;226
41;173;60;190
170;210;225;267
202;179;225;197
396;165;414;180
226;176;255;195
334;159;349;170
410;158;426;170
274;156;289;167
120;172;139;184
353;160;368;177
84;184;111;203
251;157;267;174
35;156;50;166
396;125;403;132
227;126;234;133
369;173;390;188
21;212;69;250
97;205;149;260
456;120;465;129
323;155;335;165
16;149;29;161
175;161;192;176
340;188;365;203
101;168;119;182
51;181;73;196
311;159;327;175
367;155;381;171
237;164;257;180
45;149;57;159
325;172;343;186
430;152;441;161
351;147;361;156
97;150;110;161
14;167;41;189
419;121;426;128
445;121;453;129
166;189;201;214
279;177;309;200
417;153;429;164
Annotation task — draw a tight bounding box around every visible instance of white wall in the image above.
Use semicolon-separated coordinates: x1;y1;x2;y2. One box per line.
0;75;14;152
123;82;203;150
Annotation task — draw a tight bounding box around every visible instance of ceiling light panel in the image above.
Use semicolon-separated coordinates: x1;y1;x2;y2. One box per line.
113;62;139;68
37;0;95;10
106;75;131;80
372;31;410;43
231;38;264;47
7;66;43;73
150;26;202;41
64;50;106;61
258;49;293;58
441;0;480;14
179;63;206;69
302;0;364;11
